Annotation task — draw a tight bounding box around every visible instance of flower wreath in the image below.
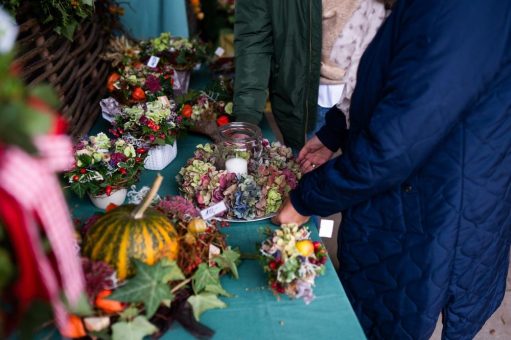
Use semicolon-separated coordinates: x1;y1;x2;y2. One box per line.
260;224;328;304
177;141;301;220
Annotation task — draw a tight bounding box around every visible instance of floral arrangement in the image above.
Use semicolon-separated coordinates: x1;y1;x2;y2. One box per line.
64;133;147;198
106;62;175;104
110;99;186;147
101;35;141;68
140;32;208;71
177;142;301;220
67;197;240;339
179;91;233;128
260;224;327;304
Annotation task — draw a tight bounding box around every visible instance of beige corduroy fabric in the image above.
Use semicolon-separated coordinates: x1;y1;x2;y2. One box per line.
320;0;361;85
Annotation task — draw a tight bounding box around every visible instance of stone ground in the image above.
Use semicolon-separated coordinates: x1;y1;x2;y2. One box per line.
266;112;511;339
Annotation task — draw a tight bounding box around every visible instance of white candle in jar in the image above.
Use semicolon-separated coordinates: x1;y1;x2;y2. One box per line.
225;157;248;175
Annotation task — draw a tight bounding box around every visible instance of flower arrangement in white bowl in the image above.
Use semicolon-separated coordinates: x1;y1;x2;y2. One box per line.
111;99;186;170
64;133;147;209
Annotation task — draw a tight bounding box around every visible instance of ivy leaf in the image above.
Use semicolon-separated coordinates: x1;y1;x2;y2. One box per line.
187;293;227;321
62;292;94;317
192;264;232;297
160;259;186;282
119;305;139;321
214;247;241;279
112;316;157;340
109;260;174;318
204;284;232;297
191;264;220;295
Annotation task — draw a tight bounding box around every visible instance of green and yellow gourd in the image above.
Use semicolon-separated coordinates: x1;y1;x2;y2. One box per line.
83;174;179;280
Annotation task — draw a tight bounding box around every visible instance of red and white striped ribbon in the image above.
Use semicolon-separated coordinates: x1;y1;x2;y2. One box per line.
0;135;84;331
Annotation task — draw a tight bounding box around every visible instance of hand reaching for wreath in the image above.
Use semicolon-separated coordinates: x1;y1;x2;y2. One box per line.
298;135;333;174
272;198;310;226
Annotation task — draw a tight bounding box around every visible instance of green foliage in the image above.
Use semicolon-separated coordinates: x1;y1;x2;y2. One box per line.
187;293;226;321
140;33;210;70
2;0;96;40
111;315;157;340
0;53;53;153
108;260;183;319
18;300;54;340
214;247;241;279
191;263;231;297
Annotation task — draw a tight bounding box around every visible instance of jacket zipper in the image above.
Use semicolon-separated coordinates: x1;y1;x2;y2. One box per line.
304;0;313;141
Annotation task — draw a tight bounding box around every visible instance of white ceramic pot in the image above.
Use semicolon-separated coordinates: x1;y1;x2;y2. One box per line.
88;188;127;210
144;141;178;170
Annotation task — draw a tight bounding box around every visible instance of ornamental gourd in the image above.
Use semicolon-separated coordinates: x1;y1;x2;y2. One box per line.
83;174;179;280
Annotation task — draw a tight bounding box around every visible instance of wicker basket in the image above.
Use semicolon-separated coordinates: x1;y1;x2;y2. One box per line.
13;4;117;138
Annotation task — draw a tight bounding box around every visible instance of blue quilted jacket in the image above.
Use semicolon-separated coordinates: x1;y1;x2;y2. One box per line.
291;0;511;338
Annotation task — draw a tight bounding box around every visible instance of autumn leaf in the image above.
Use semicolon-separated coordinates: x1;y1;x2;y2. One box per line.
187;293;227;321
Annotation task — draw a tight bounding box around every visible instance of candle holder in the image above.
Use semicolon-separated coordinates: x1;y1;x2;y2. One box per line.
217;122;263;175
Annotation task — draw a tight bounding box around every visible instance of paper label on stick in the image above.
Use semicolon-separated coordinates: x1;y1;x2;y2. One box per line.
200;201;227;220
214;47;225;57
319;219;334;238
147;55;160;68
209;244;221;266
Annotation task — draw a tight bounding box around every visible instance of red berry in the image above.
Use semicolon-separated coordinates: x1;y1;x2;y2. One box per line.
105;186;112;196
119;168;127;175
72;175;79;182
269;261;278;270
135;157;143;163
136;148;146;154
80;168;87;174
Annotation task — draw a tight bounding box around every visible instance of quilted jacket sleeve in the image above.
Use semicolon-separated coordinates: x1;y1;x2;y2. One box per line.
316;106;349;152
233;0;273;125
291;0;510;217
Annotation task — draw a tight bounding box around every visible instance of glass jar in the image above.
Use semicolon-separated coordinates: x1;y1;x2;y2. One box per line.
217;122;263;175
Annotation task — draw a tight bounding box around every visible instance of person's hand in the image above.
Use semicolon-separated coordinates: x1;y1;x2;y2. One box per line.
298;135;333;173
272;198;310;226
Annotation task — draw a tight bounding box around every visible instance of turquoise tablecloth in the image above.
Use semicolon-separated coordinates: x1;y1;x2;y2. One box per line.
66;72;366;340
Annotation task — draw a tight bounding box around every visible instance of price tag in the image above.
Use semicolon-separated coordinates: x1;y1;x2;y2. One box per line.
319;219;334;238
214;46;225;57
208;244;221;266
200;201;227;220
147;55;160;68
157;95;170;107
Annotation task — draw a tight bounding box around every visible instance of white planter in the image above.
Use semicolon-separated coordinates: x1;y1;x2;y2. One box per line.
144;141;178;170
88;188;127;210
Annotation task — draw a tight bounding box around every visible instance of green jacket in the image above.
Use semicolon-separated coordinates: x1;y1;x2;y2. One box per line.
233;0;322;149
